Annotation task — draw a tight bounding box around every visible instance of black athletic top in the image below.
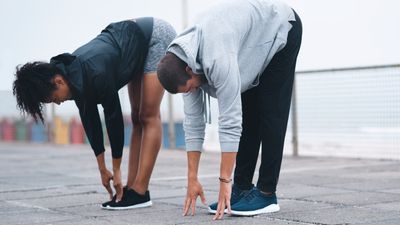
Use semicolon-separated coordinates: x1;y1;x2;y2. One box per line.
50;18;153;158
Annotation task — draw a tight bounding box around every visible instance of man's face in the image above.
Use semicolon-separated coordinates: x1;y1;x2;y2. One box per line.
44;75;72;105
176;67;204;93
177;78;200;93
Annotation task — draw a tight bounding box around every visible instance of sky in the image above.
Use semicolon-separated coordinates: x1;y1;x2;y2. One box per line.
1;0;400;118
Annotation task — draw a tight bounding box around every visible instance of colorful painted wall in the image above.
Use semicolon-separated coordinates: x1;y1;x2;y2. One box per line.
0;117;185;149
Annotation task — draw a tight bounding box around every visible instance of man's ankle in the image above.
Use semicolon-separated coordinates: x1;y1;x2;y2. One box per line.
260;190;274;196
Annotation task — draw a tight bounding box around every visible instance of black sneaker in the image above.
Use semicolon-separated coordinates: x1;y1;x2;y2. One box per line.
101;187;152;210
207;184;253;214
101;186;128;208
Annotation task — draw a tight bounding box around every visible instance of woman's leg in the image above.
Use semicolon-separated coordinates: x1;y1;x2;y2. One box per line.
130;72;164;194
126;78;143;187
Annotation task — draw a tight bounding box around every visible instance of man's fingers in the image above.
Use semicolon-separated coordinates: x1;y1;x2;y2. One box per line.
213;211;218;220
191;199;196;216
214;210;223;220
200;191;207;205
218;211;224;220
213;202;222;220
227;199;232;214
183;197;191;216
214;201;225;220
218;202;225;220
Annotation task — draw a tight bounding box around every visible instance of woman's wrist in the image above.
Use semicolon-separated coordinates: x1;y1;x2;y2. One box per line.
96;152;107;171
97;161;107;172
112;157;122;172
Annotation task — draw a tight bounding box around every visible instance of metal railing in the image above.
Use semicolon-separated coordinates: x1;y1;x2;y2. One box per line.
1;64;399;160
288;64;400;159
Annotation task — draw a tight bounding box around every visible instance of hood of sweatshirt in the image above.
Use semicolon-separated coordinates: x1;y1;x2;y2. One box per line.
168;26;204;75
50;53;84;101
168;26;214;123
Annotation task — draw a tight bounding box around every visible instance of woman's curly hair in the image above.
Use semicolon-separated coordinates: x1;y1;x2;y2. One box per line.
13;62;60;122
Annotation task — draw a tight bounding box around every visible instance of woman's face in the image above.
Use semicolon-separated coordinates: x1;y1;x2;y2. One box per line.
45;75;72;105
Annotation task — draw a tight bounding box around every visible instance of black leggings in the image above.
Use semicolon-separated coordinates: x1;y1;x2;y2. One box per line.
233;10;303;193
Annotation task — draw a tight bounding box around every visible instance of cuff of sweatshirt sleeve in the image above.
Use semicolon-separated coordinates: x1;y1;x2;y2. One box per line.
220;142;239;152
185;141;203;151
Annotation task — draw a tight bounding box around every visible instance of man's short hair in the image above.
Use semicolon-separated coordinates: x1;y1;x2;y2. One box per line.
157;52;190;94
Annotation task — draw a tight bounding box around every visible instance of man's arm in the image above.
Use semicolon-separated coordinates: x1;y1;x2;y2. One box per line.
204;54;242;220
187;151;201;180
181;88;207;216
183;151;207;216
182;89;206;151
219;152;236;181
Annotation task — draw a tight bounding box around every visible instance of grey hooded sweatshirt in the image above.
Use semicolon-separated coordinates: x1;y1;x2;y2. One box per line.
168;0;295;152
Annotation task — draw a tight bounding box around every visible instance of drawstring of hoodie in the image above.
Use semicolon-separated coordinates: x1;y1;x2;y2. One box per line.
202;90;212;124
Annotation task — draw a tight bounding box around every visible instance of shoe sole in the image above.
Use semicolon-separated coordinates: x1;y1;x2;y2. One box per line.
101;200;152;210
230;204;280;216
207;207;228;214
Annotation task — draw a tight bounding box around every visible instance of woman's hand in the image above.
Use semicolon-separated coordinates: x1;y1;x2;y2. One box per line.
96;152;123;201
99;168;114;200
112;168;123;202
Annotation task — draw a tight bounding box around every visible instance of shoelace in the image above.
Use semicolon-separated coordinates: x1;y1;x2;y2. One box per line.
243;189;259;202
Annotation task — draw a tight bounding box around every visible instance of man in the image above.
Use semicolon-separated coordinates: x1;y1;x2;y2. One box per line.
13;18;176;210
157;0;302;219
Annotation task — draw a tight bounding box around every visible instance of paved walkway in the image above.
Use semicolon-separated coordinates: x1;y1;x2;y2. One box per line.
0;143;399;225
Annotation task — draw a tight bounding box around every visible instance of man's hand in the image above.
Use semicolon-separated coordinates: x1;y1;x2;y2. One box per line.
183;178;207;216
213;152;237;220
213;182;232;220
99;168;114;200
112;168;123;202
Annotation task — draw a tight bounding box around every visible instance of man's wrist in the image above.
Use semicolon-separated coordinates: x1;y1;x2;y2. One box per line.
188;174;198;181
219;177;232;183
187;151;201;182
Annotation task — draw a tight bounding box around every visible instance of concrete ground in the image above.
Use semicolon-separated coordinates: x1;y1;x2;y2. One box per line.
0;142;399;225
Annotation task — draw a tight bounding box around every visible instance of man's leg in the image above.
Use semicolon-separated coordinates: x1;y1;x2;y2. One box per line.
126;78;143;187
130;72;164;194
257;13;302;194
209;86;261;213
233;87;261;191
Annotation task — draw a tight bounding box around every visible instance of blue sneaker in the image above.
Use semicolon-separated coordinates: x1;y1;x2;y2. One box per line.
207;184;252;214
230;187;280;216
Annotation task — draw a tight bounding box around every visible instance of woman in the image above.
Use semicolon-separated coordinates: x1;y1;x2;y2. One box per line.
12;17;176;210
